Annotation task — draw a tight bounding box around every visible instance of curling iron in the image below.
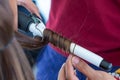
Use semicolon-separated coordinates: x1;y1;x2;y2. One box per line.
18;11;112;71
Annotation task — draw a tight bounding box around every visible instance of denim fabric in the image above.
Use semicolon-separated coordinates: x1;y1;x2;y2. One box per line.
36;45;67;80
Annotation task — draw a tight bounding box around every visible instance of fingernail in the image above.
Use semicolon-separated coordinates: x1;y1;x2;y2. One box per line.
72;56;79;64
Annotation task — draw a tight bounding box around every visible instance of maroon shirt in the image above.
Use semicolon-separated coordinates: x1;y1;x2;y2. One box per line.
46;0;120;66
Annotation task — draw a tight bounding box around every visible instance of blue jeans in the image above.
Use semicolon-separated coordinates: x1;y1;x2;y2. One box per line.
36;45;67;80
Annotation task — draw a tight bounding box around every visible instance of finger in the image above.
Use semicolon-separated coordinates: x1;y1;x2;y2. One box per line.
65;54;79;80
72;56;97;79
28;2;41;18
95;71;116;80
18;0;41;18
58;63;66;80
25;2;41;18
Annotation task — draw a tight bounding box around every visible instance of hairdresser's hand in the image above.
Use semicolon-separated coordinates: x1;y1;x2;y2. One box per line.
58;55;79;80
17;0;40;17
58;54;116;80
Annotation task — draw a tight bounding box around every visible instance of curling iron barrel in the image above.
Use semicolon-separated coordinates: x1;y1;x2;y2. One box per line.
18;11;112;70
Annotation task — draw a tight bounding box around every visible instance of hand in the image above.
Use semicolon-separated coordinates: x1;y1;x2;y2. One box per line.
58;54;116;80
58;55;79;80
17;0;40;17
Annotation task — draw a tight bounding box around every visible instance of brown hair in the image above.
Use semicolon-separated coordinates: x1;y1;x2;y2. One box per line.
15;31;48;50
0;0;34;80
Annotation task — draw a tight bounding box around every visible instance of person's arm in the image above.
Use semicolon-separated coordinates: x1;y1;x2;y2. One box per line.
58;54;116;80
17;0;40;17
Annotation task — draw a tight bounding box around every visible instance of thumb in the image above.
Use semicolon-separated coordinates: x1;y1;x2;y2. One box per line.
72;56;96;78
72;56;116;80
